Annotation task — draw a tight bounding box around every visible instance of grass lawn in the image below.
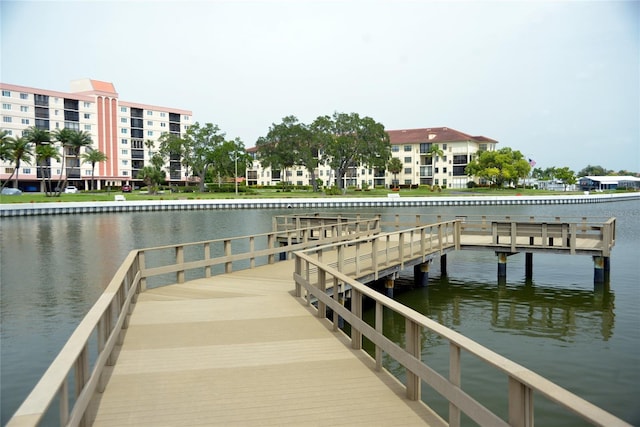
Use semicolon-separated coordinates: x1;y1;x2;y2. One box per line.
0;187;593;204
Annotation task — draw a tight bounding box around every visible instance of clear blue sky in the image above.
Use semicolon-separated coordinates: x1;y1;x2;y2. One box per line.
1;1;638;173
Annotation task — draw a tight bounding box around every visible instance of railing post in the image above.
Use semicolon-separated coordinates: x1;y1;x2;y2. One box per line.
509;376;534;427
59;379;69;426
449;343;461;427
176;246;185;283
375;302;383;371
332;276;340;331
75;344;89;426
294;255;302;297
405;319;421;401
268;234;275;264
351;288;362;350
372;238;379;280
224;239;232;273
204;242;211;277
249;236;256;269
139;251;147;292
318;259;326;318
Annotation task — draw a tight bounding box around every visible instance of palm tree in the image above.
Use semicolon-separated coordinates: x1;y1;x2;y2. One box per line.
81;149;108;191
35;144;60;196
427;144;444;165
387;157;402;189
66;130;93;191
23;127;54;194
0;129;11;162
52;128;75;195
1;136;33;190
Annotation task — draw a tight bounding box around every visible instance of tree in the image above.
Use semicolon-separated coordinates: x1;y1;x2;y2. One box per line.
137;165;165;195
66;130;93;190
427;144;444;164
81;149;108;191
465;147;530;188
1;135;34;190
208;137;251;189
24;127;55;194
577;165;610;177
387;157;402;188
312;112;390;192
52;128;75;195
256;115;320;191
0;129;11;164
554;166;576;191
35;143;60;195
158;122;226;192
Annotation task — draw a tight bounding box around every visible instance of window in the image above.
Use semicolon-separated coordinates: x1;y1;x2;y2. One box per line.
20;106;29;112
120;107;127;112
160;112;166;117
183;115;189;120
404;168;412;174
434;167;439;173
122;160;128;165
121;128;128;134
121;139;128;144
21;118;29;125
123;171;129;176
20;93;28;99
147;110;153;116
404;157;412;163
443;144;447;150
147;121;153;126
296;170;303;176
23;168;31;174
391;146;399;152
443;179;448;186
404;145;412;152
2;103;11;110
121;118;127;123
443;167;447;173
84;124;91;131
434;179;439;185
84;113;91;119
83;102;91;108
121;149;128;155
2;90;10;96
453;155;467;164
160;122;166;127
3;116;12;123
479;144;487;151
147;130;153;136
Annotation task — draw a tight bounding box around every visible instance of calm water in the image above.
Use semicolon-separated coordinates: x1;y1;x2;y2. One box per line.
1;201;639;425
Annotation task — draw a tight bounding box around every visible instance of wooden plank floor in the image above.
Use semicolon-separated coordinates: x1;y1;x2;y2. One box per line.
90;260;446;426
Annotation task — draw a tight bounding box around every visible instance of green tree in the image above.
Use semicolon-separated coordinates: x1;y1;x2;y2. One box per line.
35;143;60;195
256;116;322;191
577;165;610;177
137;165;165;195
66;130;93;189
52;128;76;194
427;144;444;165
312;112;390;192
465;147;530;188
158;123;226;192
387;157;402;188
208;137;251;190
81;149;108;191
1;135;33;190
0;129;12;164
24;127;55;194
554;166;576;191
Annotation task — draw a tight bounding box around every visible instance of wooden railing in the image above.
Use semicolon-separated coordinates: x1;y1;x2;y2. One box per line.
292;232;630;427
7;217;380;427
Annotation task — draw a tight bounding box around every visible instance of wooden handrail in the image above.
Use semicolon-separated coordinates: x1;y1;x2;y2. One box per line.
293;243;630;427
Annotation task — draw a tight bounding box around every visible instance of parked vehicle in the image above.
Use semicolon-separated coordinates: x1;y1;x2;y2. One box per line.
121;185;132;193
64;186;79;194
1;188;22;196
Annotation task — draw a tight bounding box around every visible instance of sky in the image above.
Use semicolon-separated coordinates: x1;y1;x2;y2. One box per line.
1;0;638;173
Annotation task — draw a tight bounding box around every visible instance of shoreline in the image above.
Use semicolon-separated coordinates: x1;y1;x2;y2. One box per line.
1;192;638;217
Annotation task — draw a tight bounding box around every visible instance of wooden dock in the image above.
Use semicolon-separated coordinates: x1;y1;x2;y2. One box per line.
7;214;627;427
89;261;445;426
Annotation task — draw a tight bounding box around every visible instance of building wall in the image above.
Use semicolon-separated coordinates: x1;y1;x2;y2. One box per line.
0;80;192;190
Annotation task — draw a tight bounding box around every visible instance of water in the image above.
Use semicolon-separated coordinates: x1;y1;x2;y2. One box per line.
1;201;639;425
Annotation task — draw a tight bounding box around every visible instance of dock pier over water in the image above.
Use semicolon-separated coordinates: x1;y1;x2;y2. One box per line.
7;214;628;426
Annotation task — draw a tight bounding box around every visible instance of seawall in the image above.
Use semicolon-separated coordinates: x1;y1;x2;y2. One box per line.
1;192;638;217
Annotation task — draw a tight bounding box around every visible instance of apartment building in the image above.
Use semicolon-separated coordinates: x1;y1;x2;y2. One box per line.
246;127;498;189
0;79;192;191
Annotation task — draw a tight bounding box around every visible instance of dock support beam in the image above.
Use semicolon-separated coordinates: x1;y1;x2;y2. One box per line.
593;256;610;285
414;261;430;287
525;253;533;281
497;252;508;281
440;254;448;277
385;278;395;299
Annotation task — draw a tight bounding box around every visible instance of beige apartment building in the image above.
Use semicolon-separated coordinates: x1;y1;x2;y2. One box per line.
0;79;192;191
246;127;498;189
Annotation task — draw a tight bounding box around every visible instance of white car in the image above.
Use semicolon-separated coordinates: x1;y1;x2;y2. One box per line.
64;186;79;194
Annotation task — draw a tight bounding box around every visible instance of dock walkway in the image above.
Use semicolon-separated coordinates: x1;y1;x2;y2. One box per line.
90;260;445;426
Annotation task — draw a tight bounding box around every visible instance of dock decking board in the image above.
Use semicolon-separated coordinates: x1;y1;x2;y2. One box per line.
90;261;445;426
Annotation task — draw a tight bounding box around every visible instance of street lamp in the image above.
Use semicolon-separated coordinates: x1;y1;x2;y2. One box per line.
234;151;238;196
